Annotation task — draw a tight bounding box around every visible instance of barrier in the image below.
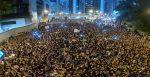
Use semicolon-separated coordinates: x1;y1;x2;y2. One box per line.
0;24;38;43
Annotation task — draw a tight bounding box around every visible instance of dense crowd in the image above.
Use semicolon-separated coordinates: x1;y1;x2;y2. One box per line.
0;20;150;77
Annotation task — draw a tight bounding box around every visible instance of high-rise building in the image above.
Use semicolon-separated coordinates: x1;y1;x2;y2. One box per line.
49;0;57;13
77;0;85;13
69;0;107;14
69;0;78;14
69;0;73;13
36;0;44;16
104;0;118;15
85;0;100;13
56;0;69;13
69;0;85;14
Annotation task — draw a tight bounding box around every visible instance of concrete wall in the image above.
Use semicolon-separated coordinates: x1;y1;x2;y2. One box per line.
0;24;37;42
0;18;27;33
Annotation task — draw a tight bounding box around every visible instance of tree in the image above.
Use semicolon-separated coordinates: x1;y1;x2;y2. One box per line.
116;0;139;21
116;0;150;34
0;0;12;19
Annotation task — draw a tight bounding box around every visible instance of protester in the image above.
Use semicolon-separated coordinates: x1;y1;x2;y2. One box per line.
0;20;150;77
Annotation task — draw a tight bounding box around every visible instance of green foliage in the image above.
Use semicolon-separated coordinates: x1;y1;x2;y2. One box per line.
0;0;12;15
116;0;139;21
116;0;150;34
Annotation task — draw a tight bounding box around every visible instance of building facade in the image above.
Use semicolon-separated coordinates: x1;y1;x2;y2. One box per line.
77;0;85;13
0;0;53;33
69;0;73;13
49;0;57;14
104;0;118;15
56;0;69;14
69;0;85;14
85;0;100;13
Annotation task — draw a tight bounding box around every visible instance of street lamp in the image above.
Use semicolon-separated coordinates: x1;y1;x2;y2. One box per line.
78;12;82;14
89;9;93;14
44;10;49;14
59;12;62;15
147;9;150;14
113;11;119;15
65;12;69;15
100;11;102;14
96;10;99;13
59;12;64;15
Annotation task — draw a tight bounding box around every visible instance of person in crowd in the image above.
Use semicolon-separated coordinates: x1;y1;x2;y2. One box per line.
0;19;150;77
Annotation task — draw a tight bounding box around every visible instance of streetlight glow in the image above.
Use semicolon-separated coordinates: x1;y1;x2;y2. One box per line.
44;10;49;14
89;9;93;13
147;9;150;14
96;10;99;13
59;12;64;15
78;12;82;14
